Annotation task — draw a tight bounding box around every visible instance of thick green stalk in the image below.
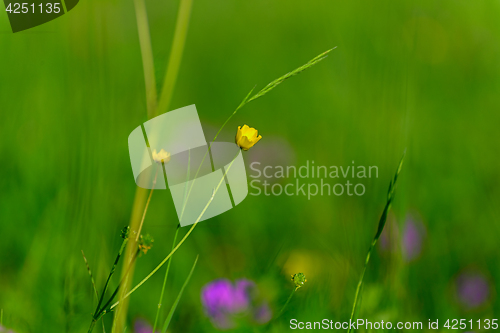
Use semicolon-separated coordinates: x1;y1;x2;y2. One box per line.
156;0;194;116
110;0;160;329
133;0;158;118
113;1;193;330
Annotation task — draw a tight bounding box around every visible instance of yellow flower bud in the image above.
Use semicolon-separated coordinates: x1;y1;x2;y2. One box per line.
235;125;262;151
152;149;171;164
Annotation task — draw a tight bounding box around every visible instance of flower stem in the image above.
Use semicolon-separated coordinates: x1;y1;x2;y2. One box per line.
152;152;187;332
136;168;158;242
152;224;180;333
278;287;298;319
178;88;253;221
179;48;334;222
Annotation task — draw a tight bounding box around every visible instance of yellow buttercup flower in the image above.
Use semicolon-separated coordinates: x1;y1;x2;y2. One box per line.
152;149;171;164
235;125;262;150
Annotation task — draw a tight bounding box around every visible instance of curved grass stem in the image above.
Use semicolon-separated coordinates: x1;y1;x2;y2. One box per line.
179;48;335;222
136;168;158;242
278;287;298;318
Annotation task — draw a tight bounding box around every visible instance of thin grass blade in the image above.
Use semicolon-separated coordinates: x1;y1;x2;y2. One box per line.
81;250;99;299
161;255;199;333
347;151;405;333
247;47;336;103
152;224;180;333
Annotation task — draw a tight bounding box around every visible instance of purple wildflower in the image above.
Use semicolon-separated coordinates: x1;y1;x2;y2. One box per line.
401;214;426;261
456;272;490;309
201;278;271;329
379;214;399;254
0;325;15;333
253;303;272;324
134;319;152;333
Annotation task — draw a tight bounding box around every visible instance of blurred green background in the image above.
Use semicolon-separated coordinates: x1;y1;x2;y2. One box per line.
1;0;500;332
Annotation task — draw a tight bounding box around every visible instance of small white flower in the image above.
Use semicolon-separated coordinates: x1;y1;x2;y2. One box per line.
152;149;171;164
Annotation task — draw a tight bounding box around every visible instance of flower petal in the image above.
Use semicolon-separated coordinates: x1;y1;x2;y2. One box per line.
239;136;254;150
235;126;242;142
246;128;258;140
